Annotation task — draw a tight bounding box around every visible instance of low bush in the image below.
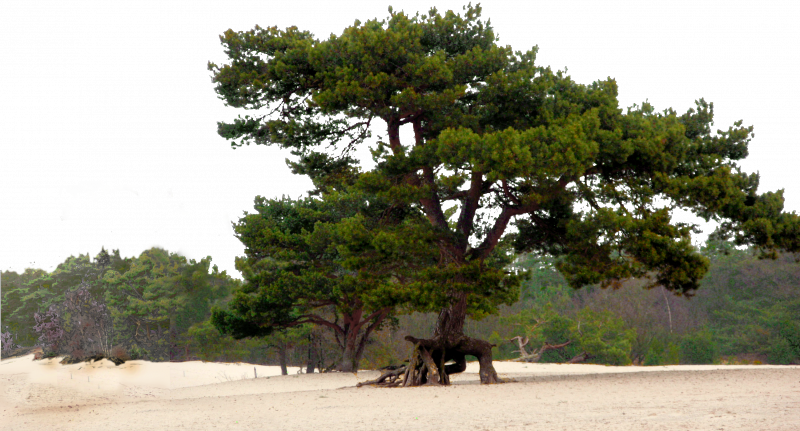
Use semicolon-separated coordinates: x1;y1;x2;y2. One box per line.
680;331;719;364
644;339;680;365
111;345;131;361
767;337;797;365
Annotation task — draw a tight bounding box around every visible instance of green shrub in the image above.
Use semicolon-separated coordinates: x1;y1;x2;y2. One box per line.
644;339;680;365
643;340;664;366
679;331;719;364
642;339;680;366
574;309;635;366
665;342;680;365
539;314;582;363
775;320;800;364
128;344;147;360
767;337;796;365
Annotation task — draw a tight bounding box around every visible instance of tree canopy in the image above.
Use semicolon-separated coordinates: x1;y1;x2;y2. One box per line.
210;4;798;292
209;4;800;385
212;167;517;373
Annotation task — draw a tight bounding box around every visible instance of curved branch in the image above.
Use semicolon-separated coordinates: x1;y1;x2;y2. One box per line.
469;202;540;260
292;314;344;336
503;179;520;205
354;308;391;363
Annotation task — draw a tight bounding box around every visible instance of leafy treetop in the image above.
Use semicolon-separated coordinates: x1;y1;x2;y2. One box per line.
209;4;800;303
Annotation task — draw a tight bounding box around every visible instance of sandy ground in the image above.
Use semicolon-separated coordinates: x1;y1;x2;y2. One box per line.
1;355;798;430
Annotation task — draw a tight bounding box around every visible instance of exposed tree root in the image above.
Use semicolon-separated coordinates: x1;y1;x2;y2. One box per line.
357;334;503;388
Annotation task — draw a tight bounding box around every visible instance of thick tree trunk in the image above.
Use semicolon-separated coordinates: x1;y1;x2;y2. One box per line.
278;345;288;376
337;310;364;372
338;342;358;372
359;292;502;387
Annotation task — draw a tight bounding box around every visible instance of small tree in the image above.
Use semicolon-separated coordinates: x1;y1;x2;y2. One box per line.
213;190;439;371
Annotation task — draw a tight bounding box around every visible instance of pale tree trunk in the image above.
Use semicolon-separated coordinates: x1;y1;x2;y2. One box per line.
568;352;588;363
508;336;572;363
661;288;673;333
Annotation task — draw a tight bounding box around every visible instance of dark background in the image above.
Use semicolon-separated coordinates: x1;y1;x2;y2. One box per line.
0;2;800;278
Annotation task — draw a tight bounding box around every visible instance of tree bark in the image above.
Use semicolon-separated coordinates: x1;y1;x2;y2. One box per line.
278;345;288;376
306;333;316;374
366;292;503;387
339;341;358;372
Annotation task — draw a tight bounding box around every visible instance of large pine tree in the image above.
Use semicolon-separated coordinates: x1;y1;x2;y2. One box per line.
209;5;800;384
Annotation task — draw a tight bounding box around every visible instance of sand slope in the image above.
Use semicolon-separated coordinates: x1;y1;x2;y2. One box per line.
1;355;798;430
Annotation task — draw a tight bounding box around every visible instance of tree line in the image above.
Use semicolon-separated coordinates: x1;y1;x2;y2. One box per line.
2;239;797;368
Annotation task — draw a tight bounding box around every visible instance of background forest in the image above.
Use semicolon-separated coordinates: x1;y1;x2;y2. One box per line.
2;240;798;370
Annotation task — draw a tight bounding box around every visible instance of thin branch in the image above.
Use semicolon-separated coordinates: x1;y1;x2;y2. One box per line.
341;115;374;156
441;190;469;201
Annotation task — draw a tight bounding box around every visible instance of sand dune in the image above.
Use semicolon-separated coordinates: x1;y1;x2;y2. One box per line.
1;354;798;430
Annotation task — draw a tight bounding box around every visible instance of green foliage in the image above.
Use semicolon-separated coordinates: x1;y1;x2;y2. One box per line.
9;4;799;370
211;5;800;352
496;302;634;365
710;299;774;357
767;319;800;364
679;330;720;364
102;247;237;361
127;344;147;361
643;339;680;366
487;330;513;359
767;337;796;365
211;188;441;370
571;308;635;365
2;249;128;347
538;313;580;363
185;320;254;362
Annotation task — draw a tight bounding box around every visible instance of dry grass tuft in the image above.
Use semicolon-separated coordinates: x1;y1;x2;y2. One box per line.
111;346;131;361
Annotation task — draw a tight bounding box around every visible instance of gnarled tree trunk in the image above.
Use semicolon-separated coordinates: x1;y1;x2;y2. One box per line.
359;292;502;387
